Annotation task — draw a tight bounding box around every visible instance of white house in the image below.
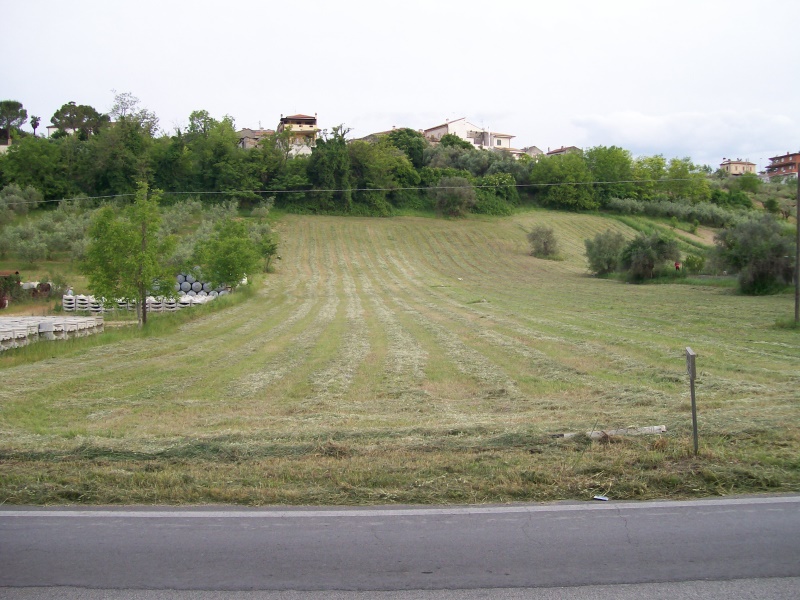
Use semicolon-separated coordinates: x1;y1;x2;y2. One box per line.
423;117;516;152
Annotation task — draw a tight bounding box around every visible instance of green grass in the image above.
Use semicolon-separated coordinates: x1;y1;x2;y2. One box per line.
1;212;798;505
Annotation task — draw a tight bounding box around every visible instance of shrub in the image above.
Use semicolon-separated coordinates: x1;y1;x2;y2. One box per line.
683;254;706;274
433;177;476;217
714;215;795;295
620;233;680;282
584;230;626;275
0;184;43;215
527;226;559;258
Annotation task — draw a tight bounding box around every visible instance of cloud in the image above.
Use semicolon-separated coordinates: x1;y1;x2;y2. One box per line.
573;110;800;169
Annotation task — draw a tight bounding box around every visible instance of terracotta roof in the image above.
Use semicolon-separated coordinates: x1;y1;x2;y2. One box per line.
282;114;316;120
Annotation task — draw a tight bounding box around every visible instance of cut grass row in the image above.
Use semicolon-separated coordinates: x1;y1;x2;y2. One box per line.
1;211;798;505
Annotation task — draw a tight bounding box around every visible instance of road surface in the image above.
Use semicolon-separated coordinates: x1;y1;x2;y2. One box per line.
1;496;798;597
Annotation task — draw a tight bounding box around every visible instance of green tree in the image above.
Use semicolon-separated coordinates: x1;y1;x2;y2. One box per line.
82;182;175;327
30;115;40;137
734;172;761;193
714;215;795;294
0;136;79;199
633;154;667;200
51;101;109;138
88;115;153;195
110;90;160;136
249;221;279;272
0;100;28;134
584;229;626;275
439;133;473;150
620;232;680;281
386;127;427;169
529;153;597;210
584;145;634;204
665;157;711;202
307;125;353;212
527;225;559;258
198;218;260;287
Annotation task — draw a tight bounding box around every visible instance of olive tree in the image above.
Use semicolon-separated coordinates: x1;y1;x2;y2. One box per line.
584;230;626;275
714;215;795;294
527;225;559;258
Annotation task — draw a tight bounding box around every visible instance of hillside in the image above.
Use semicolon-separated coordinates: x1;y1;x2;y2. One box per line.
1;212;798;504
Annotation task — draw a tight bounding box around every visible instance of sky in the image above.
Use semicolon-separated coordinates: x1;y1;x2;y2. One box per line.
4;0;798;172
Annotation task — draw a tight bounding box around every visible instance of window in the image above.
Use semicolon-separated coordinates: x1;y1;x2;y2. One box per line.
496;139;502;146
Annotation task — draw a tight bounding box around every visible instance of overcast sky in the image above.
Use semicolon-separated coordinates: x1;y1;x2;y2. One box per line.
4;0;797;171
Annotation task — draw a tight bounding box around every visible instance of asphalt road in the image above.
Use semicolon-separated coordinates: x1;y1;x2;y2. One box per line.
1;496;798;595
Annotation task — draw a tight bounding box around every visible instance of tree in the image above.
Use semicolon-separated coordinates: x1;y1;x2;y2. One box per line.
736;172;761;194
584;145;634;205
0;100;28;134
198;218;260;287
307;125;353;212
528;153;597;210
527;225;559;258
30;115;40;137
432;176;476;217
0;135;80;199
584;229;626;275
714;215;795;294
633;154;667;201
87;115;153;195
51;101;109;138
82;182;175;327
110;90;160;136
439;133;473;150
620;233;680;281
386;127;427;169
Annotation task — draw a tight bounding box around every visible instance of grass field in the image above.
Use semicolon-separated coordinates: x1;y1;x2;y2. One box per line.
1;211;798;505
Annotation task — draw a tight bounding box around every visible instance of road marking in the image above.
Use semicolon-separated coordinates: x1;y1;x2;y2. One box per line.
1;496;797;519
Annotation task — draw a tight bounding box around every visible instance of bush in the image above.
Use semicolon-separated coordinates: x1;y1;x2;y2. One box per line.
0;184;43;215
433;177;476;217
620;233;680;282
683;254;706;274
714;215;795;295
584;230;626;275
527;226;559;258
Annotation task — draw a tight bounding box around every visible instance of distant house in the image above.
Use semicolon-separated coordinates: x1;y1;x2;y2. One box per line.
764;151;800;180
545;146;581;157
277;113;319;156
719;158;756;176
423;117;517;153
522;146;544;159
236;128;275;149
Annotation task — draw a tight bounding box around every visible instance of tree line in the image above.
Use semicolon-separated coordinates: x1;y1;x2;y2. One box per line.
3;95;794;220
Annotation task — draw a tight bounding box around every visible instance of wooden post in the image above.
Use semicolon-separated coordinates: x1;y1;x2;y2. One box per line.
686;347;698;456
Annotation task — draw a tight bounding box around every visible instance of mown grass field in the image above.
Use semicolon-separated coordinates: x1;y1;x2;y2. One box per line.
1;211;798;505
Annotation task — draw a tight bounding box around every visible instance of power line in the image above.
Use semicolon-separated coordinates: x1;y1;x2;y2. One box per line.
1;178;712;206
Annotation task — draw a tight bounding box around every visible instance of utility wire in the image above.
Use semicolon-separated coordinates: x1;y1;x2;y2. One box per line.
1;178;710;206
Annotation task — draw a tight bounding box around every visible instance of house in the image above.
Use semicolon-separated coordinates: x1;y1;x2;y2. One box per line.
546;146;581;157
236;128;275;149
276;113;319;156
719;158;756;176
764;151;800;180
522;146;544;159
423;117;516;152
